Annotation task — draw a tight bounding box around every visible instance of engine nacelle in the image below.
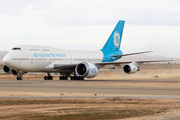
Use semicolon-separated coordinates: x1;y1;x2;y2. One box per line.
123;63;140;74
75;62;98;78
3;65;10;73
11;69;27;76
11;69;18;76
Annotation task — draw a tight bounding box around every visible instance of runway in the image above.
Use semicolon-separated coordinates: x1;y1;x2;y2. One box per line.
1;78;180;120
0;77;180;99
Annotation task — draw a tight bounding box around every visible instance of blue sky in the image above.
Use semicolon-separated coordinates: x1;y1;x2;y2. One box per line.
0;0;180;57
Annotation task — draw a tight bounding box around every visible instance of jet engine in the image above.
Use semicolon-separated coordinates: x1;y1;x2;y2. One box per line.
11;69;18;76
75;62;98;78
3;65;10;73
3;65;26;76
11;69;27;76
123;63;140;74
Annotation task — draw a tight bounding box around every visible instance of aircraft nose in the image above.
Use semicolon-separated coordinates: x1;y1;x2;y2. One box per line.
3;54;11;65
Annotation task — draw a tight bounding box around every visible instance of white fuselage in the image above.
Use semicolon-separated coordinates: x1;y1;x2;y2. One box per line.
3;45;103;72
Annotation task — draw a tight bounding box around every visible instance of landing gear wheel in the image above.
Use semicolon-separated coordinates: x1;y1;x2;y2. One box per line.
59;76;68;80
44;73;53;80
44;76;53;80
20;76;23;80
72;76;84;80
17;76;23;80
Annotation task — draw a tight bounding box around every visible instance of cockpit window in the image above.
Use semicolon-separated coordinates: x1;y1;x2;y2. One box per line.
12;48;21;50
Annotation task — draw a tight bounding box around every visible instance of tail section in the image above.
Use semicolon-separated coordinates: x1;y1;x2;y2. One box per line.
101;20;125;62
102;20;125;51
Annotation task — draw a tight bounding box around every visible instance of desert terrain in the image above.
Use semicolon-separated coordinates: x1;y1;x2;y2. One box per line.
0;64;180;120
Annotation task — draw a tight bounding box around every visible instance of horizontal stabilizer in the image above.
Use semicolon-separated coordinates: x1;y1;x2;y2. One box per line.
113;51;152;57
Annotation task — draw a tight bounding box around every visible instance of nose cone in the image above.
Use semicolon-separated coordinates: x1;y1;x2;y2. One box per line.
3;53;21;70
3;54;11;66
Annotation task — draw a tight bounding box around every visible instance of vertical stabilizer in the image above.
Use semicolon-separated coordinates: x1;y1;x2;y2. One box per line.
102;20;125;51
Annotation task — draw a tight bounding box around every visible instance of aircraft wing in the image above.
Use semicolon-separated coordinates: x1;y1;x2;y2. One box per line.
95;59;173;66
54;59;173;70
113;51;152;57
54;64;77;70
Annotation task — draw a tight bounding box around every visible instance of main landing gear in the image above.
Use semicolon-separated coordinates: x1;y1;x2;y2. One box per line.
59;76;68;80
59;76;84;80
70;76;84;80
44;73;53;80
44;73;84;81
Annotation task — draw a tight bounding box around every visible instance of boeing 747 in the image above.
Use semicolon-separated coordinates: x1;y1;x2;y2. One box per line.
3;20;171;80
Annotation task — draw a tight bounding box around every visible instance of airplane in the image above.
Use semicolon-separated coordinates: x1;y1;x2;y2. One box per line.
2;20;172;80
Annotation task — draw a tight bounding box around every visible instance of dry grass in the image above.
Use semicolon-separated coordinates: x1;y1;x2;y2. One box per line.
0;98;177;120
0;82;179;119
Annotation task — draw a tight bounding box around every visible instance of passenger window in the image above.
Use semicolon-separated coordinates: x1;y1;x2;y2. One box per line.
12;48;21;50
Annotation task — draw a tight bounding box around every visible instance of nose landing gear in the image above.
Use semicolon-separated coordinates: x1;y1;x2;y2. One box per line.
17;76;23;80
17;71;23;80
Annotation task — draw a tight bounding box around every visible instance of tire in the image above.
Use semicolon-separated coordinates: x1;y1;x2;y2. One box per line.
60;76;62;80
20;76;23;80
44;76;47;80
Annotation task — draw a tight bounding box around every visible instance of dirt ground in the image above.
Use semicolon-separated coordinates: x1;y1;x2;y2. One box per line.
0;98;180;120
0;64;180;120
